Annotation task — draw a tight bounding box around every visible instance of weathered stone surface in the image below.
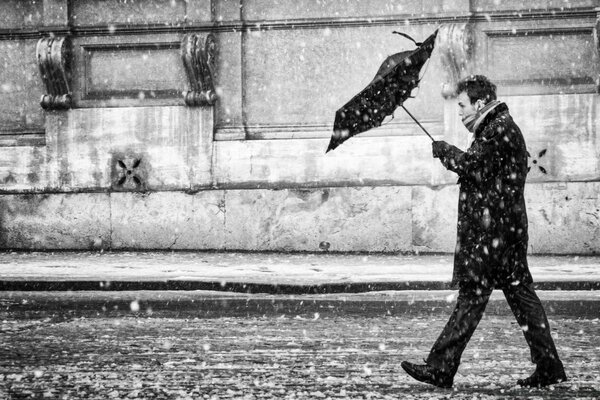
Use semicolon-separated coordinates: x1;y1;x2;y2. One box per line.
508;94;599;182
242;24;444;135
110;191;226;250
214;0;241;21
181;0;213;23
214;136;434;188
43;0;69;26
526;182;600;254
0;182;597;253
0;146;50;190
44;107;213;191
84;46;185;96
241;0;463;20
0;0;43;29
0;193;110;249
412;182;600;255
472;0;595;12
0;39;45;132
214;31;244;139
47;109;113;190
224;186;412;252
70;0;188;26
411;185;459;253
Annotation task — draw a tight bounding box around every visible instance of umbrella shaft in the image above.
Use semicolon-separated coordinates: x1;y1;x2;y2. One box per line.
401;105;434;141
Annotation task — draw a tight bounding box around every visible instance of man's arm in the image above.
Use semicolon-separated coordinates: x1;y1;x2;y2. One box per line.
432;139;499;178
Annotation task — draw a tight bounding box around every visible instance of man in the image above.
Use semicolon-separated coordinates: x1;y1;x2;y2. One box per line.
401;75;567;388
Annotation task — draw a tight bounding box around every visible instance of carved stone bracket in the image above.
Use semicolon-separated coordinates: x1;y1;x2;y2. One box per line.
36;36;72;110
181;33;218;106
437;24;475;99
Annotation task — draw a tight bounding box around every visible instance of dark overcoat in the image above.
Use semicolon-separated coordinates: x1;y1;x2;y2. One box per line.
437;103;533;289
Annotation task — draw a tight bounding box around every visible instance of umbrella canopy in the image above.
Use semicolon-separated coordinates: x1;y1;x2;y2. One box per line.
327;30;438;153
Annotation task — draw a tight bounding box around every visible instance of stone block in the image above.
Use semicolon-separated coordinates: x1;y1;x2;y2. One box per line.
214;0;242;21
411;185;458;253
0;0;43;30
0;146;50;190
43;0;69;26
181;0;212;23
47;109;113;190
526;182;600;254
47;106;213;191
214;31;244;139
223;186;412;252
214;136;434;188
413;182;600;255
241;25;444;132
0;193;111;249
71;0;187;26
111;191;226;249
554;141;600;181
242;0;427;20
510;94;596;144
0;39;45;132
472;0;594;12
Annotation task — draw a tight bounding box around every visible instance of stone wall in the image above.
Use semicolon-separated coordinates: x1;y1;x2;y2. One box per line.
1;182;598;253
0;0;598;253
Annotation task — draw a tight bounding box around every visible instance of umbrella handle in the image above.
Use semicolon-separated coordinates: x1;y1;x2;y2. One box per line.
401;105;434;141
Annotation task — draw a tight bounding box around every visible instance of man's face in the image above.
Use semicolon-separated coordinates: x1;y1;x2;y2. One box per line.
457;91;483;119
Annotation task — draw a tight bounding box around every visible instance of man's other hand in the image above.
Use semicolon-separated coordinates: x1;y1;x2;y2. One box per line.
432;140;449;158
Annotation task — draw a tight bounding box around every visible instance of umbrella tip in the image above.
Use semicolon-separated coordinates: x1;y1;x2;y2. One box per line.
326;139;338;153
326;129;350;153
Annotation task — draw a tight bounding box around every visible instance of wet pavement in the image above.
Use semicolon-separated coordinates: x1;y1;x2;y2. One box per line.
2;290;600;319
1;252;599;398
1;290;600;399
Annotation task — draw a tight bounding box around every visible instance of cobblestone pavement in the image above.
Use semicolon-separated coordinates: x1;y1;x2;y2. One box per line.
1;292;599;399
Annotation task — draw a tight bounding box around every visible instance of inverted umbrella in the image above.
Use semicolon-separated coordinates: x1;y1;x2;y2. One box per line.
327;29;438;153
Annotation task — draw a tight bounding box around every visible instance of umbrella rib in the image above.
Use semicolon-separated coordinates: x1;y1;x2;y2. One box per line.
401;105;434;141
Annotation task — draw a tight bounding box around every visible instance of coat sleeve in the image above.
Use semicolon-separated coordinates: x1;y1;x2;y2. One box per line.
436;137;501;180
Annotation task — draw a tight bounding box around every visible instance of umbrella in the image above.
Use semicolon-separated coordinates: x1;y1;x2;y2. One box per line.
326;29;438;153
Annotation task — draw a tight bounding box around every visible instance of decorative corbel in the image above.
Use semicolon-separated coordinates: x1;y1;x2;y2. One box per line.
437;24;475;99
36;36;72;110
181;33;218;106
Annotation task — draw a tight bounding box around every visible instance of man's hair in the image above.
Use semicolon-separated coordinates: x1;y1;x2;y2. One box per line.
456;75;497;104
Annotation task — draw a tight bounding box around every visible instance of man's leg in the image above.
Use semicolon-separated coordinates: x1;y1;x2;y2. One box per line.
425;283;492;376
503;282;567;386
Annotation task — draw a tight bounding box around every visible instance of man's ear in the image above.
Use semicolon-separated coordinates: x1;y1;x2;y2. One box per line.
475;99;484;112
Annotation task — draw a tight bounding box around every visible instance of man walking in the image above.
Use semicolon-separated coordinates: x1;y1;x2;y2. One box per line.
401;75;567;388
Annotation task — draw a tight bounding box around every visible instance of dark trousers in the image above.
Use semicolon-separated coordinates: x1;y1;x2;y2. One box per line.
426;282;561;376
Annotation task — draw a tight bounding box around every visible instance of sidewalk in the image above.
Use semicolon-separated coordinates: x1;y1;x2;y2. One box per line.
1;251;599;292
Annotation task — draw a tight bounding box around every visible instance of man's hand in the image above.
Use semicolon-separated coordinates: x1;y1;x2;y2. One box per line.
432;140;450;158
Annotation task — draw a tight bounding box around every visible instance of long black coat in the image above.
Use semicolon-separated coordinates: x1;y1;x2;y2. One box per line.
436;103;533;289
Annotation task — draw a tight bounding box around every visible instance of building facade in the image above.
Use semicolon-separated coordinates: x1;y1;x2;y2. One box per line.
0;0;598;253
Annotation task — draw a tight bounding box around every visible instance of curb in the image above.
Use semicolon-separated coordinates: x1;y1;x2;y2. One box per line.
1;280;599;293
2;289;599;319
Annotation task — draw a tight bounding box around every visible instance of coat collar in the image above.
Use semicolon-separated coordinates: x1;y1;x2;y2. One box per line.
475;102;509;138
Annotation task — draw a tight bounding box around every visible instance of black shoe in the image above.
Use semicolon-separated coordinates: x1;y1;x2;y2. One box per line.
401;361;453;388
517;361;567;388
